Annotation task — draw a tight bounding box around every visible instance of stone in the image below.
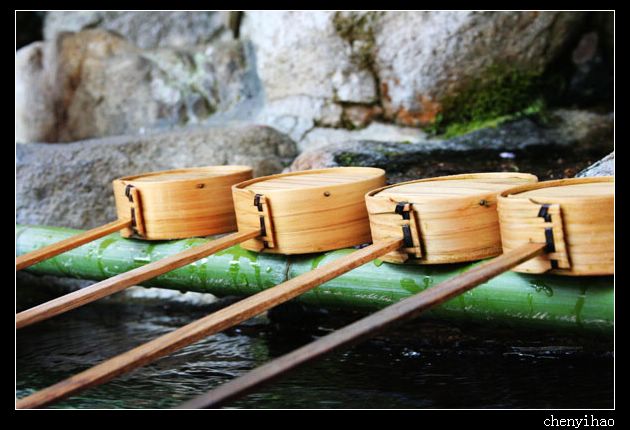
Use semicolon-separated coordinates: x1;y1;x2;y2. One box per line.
576;152;614;177
241;11;378;140
44;11;232;49
342;105;384;129
15;30;259;143
15;42;57;143
298;122;428;152
372;11;586;126
290;109;613;182
254;96;344;143
241;11;377;104
240;11;587;138
544;109;614;151
16;124;297;229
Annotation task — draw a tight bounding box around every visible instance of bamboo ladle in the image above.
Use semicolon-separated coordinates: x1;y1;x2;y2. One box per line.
16;167;385;329
16;172;538;409
16;166;254;329
16;166;252;271
179;176;615;408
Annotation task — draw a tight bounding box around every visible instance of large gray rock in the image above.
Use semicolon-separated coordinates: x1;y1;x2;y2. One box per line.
298;122;428;152
290;109;614;182
576;152;614;177
373;11;585;126
44;11;232;49
15;30;260;143
16;124;297;229
241;11;378;142
242;11;586;139
15;42;57;142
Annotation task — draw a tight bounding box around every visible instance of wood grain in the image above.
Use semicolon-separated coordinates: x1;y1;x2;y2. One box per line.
16;219;131;271
15;230;260;330
233;167;386;254
15;238;402;409
177;242;547;409
498;176;614;275
365;172;538;264
113;165;253;240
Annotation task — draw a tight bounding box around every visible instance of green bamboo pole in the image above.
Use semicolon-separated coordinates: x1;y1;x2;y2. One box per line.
16;224;613;334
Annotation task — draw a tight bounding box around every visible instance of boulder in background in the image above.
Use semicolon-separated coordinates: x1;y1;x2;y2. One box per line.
15;30;261;143
44;11;232;49
16;124;297;229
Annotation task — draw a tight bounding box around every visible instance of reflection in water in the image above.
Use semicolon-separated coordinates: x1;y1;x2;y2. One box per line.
16;284;613;409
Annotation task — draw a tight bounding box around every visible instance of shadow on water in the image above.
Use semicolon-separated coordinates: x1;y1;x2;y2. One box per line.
16;282;613;409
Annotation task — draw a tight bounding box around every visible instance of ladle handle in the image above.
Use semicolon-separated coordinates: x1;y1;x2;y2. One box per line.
16;219;132;271
16;238;402;409
16;229;260;330
177;242;547;409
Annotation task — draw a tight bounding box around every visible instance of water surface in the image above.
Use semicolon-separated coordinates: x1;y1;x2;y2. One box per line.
16;284;613;409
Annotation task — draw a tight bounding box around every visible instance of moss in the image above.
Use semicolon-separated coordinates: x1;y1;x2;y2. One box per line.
336;152;359;166
430;63;561;138
439;99;545;139
332;12;382;71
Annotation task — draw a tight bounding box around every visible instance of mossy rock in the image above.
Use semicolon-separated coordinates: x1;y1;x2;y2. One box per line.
429;64;565;137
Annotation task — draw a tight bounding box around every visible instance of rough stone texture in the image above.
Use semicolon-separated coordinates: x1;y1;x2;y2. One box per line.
16;124;297;229
15;42;57;143
241;11;378;141
242;11;377;104
298;122;428;152
241;11;586;138
544;109;614;151
576;152;614;177
373;11;586;126
15;30;260;143
44;11;231;49
18;12;594;148
290;109;614;180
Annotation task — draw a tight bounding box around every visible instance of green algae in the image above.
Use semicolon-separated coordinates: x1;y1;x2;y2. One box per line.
426;62;561;138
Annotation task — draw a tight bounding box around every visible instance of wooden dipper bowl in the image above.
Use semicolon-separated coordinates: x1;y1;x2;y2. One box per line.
16;165;253;329
112;165;253;240
17;165;253;270
498;176;614;276
365;172;538;264
232;167;387;254
174;176;618;409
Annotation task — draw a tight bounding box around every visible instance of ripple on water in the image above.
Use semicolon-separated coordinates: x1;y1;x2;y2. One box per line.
16;289;613;409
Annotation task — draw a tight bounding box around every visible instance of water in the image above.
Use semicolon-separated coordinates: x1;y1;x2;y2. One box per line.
16;285;613;409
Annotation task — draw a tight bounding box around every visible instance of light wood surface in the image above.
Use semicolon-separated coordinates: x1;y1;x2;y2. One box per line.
498;176;614;275
233;167;386;254
113;165;253;240
16;219;131;271
365;173;538;264
15;238;402;409
177;242;547;409
15;230;260;330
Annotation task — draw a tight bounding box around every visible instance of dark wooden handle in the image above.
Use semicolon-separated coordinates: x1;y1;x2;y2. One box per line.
15;238;403;409
16;229;260;330
16;219;132;271
177;242;547;409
